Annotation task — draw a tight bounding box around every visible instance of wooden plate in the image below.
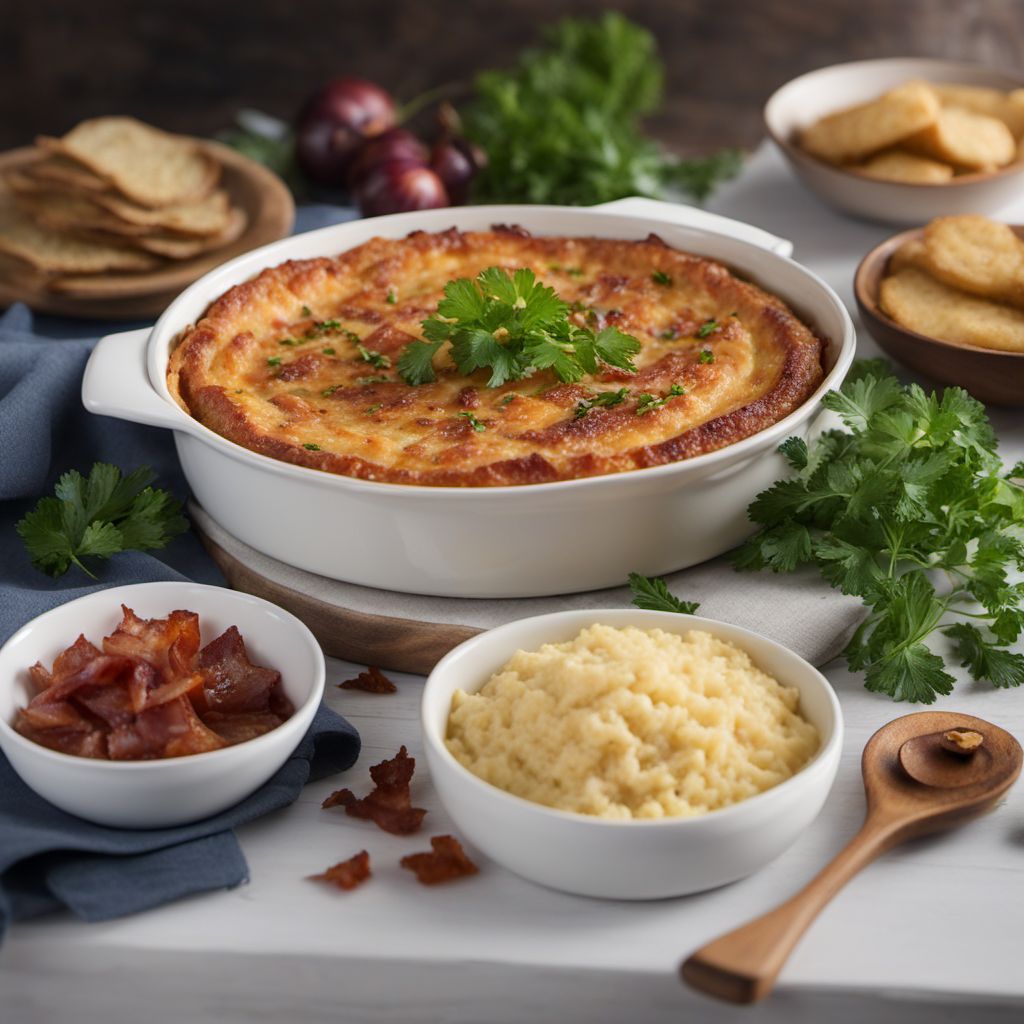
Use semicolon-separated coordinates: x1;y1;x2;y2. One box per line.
854;225;1024;406
0;140;294;319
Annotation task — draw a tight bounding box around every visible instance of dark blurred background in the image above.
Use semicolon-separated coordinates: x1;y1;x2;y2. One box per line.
3;0;1022;153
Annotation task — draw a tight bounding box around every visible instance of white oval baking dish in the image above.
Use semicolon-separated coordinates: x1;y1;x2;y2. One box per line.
82;197;855;598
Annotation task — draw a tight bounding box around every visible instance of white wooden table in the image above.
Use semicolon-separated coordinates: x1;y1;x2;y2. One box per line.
6;145;1024;1024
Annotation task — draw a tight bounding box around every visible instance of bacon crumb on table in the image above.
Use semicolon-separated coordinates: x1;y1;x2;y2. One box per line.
322;745;426;834
308;850;372;891
338;666;397;693
400;835;479;885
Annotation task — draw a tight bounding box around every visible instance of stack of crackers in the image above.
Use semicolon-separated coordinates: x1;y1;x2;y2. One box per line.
0;116;246;285
880;214;1024;352
800;81;1024;183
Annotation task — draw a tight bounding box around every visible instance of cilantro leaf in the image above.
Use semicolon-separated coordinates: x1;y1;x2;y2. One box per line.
16;463;187;578
628;573;700;614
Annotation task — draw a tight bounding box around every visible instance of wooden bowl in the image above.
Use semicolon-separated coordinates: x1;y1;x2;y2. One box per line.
854;226;1024;406
0;140;294;320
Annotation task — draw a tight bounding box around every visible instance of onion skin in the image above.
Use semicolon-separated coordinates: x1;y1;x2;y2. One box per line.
355;161;450;216
429;137;484;205
348;129;429;189
296;77;397;186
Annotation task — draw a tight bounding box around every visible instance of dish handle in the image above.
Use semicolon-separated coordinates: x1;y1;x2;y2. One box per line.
593;197;793;259
82;328;187;431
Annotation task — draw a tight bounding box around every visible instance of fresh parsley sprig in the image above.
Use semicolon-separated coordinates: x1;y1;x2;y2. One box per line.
16;464;188;579
628;573;700;614
733;360;1024;703
398;266;641;388
463;13;741;205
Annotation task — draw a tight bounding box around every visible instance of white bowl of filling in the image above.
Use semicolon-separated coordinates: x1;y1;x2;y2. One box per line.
421;608;842;899
0;581;325;828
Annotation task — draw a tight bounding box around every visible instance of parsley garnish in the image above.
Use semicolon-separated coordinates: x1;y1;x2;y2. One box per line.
357;343;391;369
306;319;342;339
267;356;282;366
301;305;312;317
699;349;715;364
499;394;516;408
16;463;187;578
660;328;677;340
279;337;300;346
322;384;341;396
386;289;397;304
733;360;1024;703
366;403;382;414
356;375;392;385
628;573;700;614
303;443;321;451
566;267;584;278
322;347;336;355
635;384;685;415
457;411;486;432
398;267;641;388
574;387;629;419
696;319;719;339
651;270;672;286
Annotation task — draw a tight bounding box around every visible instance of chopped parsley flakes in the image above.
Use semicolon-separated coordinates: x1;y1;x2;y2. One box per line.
574;387;629;419
651;270;672;286
699;349;715;364
457;411;486;432
696;319;720;339
303;443;321;451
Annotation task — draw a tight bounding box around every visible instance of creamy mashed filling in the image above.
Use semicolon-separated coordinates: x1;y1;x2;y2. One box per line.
445;624;819;820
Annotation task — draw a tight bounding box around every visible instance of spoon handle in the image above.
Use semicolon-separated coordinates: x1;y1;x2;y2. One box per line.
681;813;899;1004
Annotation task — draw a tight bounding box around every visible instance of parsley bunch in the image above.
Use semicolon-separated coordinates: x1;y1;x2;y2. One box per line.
398;266;640;387
17;464;188;578
463;13;741;205
735;361;1024;703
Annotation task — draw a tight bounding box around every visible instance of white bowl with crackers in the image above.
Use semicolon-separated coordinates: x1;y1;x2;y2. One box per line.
765;58;1024;224
421;608;843;899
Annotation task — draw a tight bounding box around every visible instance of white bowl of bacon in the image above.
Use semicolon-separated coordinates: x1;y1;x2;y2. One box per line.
0;581;325;828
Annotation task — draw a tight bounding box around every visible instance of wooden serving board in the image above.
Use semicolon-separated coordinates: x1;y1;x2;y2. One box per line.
191;503;865;675
0;140;294;319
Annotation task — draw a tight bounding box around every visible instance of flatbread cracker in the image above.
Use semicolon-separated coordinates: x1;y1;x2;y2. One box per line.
78;206;247;258
931;83;1024;139
26;152;111;192
14;190;155;237
0;193;159;274
905;106;1016;170
47;117;219;207
87;188;230;236
880;266;1024;352
889;238;929;273
800;81;940;164
921;214;1024;307
855;149;954;183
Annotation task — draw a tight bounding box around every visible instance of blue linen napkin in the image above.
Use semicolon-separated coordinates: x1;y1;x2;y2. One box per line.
0;204;360;942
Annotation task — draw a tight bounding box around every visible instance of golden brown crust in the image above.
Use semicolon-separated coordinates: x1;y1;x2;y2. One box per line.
168;228;825;487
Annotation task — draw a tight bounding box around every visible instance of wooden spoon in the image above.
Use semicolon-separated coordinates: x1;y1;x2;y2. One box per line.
681;711;1022;1005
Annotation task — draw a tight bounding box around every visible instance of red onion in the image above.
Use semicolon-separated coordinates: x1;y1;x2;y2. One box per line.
429;136;485;205
295;77;397;186
355;161;450;216
348;129;429;189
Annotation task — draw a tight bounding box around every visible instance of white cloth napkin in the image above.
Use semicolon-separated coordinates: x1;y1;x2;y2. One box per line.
191;504;864;667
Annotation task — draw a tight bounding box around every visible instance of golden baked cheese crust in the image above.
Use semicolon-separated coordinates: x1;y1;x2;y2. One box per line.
167;227;825;487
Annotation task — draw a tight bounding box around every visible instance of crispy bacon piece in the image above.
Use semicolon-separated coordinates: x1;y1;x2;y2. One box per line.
197;626;293;716
14;606;292;761
322;745;426;834
104;606;201;679
338;666;397;694
400;836;479;885
308;850;372;891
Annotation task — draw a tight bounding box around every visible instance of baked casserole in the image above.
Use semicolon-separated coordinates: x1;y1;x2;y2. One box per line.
168;227;825;487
